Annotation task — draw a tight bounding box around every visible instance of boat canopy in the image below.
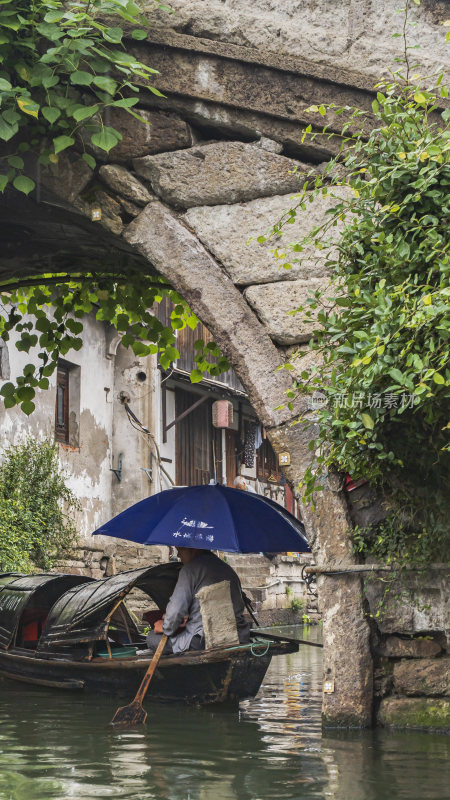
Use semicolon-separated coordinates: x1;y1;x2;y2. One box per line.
0;573;92;650
38;562;181;651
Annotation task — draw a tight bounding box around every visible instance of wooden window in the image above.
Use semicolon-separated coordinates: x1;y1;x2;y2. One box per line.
55;363;69;443
175;389;223;486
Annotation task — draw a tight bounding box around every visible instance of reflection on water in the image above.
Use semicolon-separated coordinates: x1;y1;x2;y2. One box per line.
0;626;448;800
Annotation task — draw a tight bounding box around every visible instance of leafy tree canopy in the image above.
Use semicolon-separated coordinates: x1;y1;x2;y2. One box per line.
0;0;169;193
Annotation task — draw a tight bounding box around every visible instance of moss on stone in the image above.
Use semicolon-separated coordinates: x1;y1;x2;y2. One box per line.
378;698;450;732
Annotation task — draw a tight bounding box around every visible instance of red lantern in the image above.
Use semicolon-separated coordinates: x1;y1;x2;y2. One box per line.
212;400;233;428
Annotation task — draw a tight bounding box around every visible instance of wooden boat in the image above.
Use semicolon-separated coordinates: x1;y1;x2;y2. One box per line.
0;564;297;705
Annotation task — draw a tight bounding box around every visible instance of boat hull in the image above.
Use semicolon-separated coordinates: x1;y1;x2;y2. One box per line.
0;642;296;705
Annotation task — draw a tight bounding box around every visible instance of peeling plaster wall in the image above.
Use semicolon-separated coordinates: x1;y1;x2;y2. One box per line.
0;313;114;541
0;313;163;563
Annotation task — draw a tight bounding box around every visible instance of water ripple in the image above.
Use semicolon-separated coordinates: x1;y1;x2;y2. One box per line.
0;626;449;800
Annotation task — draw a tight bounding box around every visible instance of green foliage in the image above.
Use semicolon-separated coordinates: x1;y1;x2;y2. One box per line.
290;596;304;612
269;20;449;564
0;272;229;411
0;0;167;194
0;437;78;572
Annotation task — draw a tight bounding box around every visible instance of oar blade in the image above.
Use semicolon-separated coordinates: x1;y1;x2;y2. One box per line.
109;700;147;729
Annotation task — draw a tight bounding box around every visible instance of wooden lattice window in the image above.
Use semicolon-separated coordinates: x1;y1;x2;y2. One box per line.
55;363;70;443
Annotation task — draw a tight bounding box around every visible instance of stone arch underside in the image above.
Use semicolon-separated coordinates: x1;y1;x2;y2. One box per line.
0;182;372;728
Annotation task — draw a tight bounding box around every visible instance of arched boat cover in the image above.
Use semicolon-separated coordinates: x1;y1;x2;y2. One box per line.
0;573;92;650
38;562;181;650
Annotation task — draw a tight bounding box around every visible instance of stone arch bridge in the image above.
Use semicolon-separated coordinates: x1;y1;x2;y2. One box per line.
0;0;448;728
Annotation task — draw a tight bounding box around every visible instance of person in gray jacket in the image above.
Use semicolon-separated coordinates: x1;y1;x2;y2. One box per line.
145;547;251;654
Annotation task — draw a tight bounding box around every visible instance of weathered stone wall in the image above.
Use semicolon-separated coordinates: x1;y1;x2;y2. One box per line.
367;568;449;732
227;553;318;619
148;0;449;78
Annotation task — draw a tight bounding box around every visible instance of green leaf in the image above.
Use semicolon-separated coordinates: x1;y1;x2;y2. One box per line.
36;21;64;40
72;105;99;122
82;152;96;169
104;27;123;43
0;381;15;397
371;99;379;113
388;368;405;385
16;386;35;402
0;174;8;192
0;78;12;91
112;97;139;109
93;76;118;95
131;341;150;356
190;369;203;383
12;175;35;195
20;399;35;416
361;414;374;430
42;75;59;89
148;87;165;97
91;128;120;153
3;395;16;409
0;116;16;141
7;155;23;169
70;71;93;86
53;135;75;154
131;29;147;40
42;106;61;124
44;10;64;22
432;373;445;385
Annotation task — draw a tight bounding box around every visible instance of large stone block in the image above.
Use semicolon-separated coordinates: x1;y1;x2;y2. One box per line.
381;636;442;659
133;142;306;208
147;0;448;80
142;94;339;162
80;108;192;163
244;278;329;344
393;658;450;697
378;697;450;732
365;569;449;639
99;164;154;206
183;191;343;286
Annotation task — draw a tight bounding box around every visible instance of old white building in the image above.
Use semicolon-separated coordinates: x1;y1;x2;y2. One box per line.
0;306;314;618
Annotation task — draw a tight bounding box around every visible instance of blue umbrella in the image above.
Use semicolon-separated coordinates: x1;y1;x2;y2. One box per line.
93;484;309;554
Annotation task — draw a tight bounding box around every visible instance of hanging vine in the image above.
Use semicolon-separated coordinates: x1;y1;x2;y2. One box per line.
263;5;450;564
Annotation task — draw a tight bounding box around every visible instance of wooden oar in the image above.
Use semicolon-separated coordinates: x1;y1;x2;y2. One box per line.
251;629;323;648
109;634;168;728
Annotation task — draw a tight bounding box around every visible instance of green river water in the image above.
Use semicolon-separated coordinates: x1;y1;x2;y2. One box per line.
0;626;448;800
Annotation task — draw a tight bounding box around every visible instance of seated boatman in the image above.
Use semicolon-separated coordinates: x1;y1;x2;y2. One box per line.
146;547;251;655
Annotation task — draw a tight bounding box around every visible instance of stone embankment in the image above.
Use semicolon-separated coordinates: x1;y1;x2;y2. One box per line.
368;567;449;732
